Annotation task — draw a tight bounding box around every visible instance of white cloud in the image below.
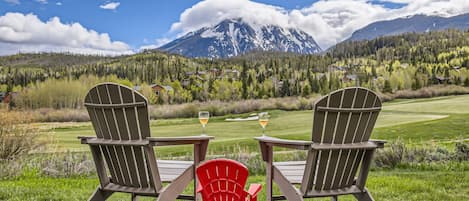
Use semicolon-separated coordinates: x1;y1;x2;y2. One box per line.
4;0;20;4
0;12;133;56
139;44;159;51
35;0;47;4
56;2;62;6
139;38;173;51
165;0;469;49
100;2;120;10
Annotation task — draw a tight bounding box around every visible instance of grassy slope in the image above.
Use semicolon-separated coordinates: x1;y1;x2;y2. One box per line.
1;95;469;200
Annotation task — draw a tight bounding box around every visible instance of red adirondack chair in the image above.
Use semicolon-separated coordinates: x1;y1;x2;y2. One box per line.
196;159;262;201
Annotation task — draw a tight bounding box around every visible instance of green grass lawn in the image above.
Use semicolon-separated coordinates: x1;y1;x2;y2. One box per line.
2;95;469;200
41;95;467;155
1;168;468;201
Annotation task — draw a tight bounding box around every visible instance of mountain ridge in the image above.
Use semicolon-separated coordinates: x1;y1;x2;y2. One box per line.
159;18;322;58
347;13;469;41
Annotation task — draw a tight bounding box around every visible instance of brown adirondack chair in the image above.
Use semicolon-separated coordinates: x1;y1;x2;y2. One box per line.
79;83;213;201
256;87;386;201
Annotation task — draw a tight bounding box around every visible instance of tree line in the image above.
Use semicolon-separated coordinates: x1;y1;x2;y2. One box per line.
1;29;469;109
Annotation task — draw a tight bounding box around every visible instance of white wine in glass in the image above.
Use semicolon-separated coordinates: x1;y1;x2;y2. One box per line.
198;111;210;134
258;112;269;136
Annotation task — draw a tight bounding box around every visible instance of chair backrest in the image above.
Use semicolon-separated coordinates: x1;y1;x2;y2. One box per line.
302;87;382;192
197;159;249;201
84;83;157;190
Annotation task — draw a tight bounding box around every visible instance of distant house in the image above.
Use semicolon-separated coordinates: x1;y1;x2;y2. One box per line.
133;84;173;96
329;65;347;72
149;84;173;96
342;74;358;82
0;92;5;103
209;68;222;77
2;92;18;104
435;76;450;84
185;71;196;77
182;79;191;87
224;69;240;79
185;71;207;77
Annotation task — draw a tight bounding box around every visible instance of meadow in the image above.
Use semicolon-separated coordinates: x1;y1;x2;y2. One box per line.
1;95;469;200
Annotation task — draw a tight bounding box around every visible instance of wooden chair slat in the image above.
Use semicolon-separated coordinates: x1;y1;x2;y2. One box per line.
99;146;120;184
328;88;357;189
133;147;149;188
323;150;340;190
313;150;329;190
346;150;366;186
84;102;146;109
103;85;133;186
316;106;381;113
111;84;141;187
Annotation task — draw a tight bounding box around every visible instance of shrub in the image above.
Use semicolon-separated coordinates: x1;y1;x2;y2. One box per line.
33;108;90;122
0;152;95;179
0;111;42;160
39;152;95;177
454;141;469;161
373;139;405;168
379;85;469;101
148;96;318;119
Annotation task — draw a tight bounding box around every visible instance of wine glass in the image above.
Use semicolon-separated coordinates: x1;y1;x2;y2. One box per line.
198;111;210;135
258;112;269;136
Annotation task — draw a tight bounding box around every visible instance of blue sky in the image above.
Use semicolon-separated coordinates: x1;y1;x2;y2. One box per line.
0;0;467;55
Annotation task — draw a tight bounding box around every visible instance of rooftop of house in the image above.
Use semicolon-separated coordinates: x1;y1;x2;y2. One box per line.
149;84;173;91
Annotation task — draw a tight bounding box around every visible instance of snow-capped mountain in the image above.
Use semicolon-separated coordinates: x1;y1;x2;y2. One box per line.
159;18;322;58
347;13;469;41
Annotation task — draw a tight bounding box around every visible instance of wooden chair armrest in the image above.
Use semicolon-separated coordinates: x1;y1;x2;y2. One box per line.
254;136;312;150
78;137;150;146
370;139;387;148
247;183;262;201
310;142;379;150
147;135;214;146
78;136;96;144
256;136;311;162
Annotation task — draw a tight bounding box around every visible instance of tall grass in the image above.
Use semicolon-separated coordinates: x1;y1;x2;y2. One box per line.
149;96;319;119
13;75;133;110
379;85;469;101
0;111;42;160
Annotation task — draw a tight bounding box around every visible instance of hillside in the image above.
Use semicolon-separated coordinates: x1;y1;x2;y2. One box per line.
0;53;114;69
1;29;469;108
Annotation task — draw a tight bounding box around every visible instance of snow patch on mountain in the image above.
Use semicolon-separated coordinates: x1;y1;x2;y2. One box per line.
159;18;322;58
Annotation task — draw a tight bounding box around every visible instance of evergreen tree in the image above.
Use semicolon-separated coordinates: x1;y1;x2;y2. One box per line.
383;80;392;93
241;61;248;99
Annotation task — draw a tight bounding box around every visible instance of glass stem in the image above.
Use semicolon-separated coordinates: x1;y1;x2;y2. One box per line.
202;125;206;134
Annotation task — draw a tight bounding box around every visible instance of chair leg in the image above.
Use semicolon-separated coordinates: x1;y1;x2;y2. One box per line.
88;187;113;201
272;167;303;201
131;193;138;201
331;195;338;201
353;189;374;201
265;146;273;201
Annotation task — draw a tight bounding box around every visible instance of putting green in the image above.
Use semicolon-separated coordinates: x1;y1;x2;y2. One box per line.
384;95;469;114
